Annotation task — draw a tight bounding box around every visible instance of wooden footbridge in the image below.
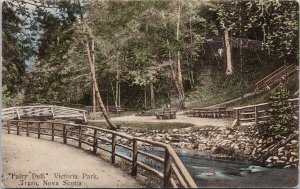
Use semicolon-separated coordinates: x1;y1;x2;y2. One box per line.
1;106;197;188
2;105;87;122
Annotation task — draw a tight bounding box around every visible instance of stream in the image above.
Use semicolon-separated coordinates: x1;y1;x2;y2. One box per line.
109;146;298;188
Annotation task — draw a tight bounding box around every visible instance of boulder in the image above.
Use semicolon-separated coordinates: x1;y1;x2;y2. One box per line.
278;147;285;153
290;140;298;145
291;152;298;157
278;153;284;157
284;165;292;169
172;129;179;133
228;135;234;139
280;156;288;161
266;156;273;163
198;144;206;151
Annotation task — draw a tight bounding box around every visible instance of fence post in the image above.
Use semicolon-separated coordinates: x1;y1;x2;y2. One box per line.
51;123;54;141
236;109;240;126
50;106;55;119
78;126;82;148
16;121;19;135
7;121;10;134
163;149;172;187
254;106;258;124
38;123;41;139
26;123;29;136
93;129;98;154
111;134;116;164
16;108;20;119
63;124;67;144
131;138;138;176
83;112;87;122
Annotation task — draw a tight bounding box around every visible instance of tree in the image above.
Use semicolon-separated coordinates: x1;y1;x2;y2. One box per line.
2;1;35;106
257;83;296;140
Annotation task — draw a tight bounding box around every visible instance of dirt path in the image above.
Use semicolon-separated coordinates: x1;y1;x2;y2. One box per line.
2;133;142;188
94;111;233;128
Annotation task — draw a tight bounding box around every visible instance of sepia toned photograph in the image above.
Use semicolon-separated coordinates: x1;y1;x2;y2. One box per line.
1;0;299;188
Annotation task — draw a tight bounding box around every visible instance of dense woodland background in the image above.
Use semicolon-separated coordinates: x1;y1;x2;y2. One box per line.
2;0;299;110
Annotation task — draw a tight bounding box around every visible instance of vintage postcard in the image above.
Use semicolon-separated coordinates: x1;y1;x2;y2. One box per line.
1;0;299;188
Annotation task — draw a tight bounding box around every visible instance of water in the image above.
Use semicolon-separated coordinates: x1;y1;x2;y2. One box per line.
107;146;298;188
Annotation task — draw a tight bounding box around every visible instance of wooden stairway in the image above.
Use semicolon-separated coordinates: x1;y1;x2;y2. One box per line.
255;64;298;91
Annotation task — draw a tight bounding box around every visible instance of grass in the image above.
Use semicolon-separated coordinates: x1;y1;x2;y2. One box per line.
88;121;194;131
186;72;298;109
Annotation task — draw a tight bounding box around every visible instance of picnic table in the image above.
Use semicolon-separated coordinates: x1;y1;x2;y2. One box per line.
156;108;177;119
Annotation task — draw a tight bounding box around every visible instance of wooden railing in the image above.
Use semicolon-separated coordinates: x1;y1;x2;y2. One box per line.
233;98;299;125
189;107;232;118
255;64;298;91
2;120;197;188
2;105;87;122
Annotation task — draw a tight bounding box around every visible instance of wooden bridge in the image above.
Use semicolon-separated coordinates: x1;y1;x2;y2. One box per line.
2;105;87;122
233;98;299;126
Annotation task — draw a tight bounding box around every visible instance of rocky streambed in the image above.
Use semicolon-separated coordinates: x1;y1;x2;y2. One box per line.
115;124;299;169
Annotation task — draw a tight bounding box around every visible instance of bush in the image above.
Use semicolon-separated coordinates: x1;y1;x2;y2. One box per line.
257;83;296;140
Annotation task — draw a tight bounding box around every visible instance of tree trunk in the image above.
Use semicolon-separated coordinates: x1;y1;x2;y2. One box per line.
92;39;96;119
118;81;121;107
85;39;116;130
150;82;155;109
144;86;147;109
115;79;119;107
176;1;184;101
224;28;233;75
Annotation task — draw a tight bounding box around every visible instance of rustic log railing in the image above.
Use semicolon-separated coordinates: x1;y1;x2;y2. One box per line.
189;107;232;118
2;120;197;188
233;98;299;125
255;64;298;91
2;106;87;122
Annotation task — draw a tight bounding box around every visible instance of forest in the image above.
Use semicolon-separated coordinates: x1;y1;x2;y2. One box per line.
3;0;299;110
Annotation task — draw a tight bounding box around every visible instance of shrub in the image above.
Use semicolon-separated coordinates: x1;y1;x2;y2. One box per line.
257;83;296;140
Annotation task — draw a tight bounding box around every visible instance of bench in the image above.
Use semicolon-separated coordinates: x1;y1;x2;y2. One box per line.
107;106;125;114
156;108;177;119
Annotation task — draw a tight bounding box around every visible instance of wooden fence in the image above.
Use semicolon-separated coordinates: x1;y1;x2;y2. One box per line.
233;98;299;125
2;120;197;188
189;107;232;118
2;106;87;122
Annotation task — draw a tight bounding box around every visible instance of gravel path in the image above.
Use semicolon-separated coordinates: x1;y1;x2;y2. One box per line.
2;133;141;188
94;111;233;128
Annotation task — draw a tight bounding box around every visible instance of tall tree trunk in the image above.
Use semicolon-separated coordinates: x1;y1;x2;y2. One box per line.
115;79;119;107
162;6;185;107
85;39;116;130
176;1;184;101
224;28;233;75
144;86;147;109
92;38;96;119
150;82;155;109
118;81;121;107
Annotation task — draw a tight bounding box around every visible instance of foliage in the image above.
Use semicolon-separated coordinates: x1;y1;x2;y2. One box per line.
2;1;36;106
3;0;299;110
257;83;296;140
